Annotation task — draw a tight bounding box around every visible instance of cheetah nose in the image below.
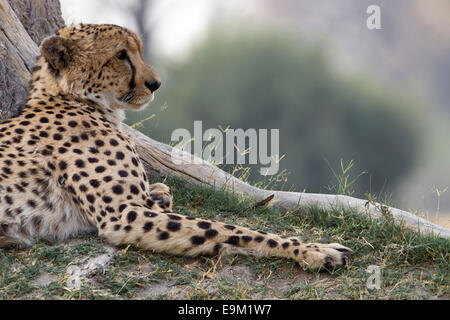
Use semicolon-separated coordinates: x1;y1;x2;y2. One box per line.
145;79;161;92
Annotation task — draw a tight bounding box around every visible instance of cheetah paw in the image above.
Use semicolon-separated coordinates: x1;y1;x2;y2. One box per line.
149;183;173;210
300;243;353;271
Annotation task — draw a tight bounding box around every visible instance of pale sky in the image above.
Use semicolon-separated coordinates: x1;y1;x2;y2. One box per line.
60;0;258;60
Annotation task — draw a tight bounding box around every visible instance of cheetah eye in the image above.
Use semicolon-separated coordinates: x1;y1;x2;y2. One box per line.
116;50;128;60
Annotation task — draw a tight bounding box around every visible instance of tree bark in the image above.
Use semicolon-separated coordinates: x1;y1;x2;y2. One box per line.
1;0;449;239
0;0;64;118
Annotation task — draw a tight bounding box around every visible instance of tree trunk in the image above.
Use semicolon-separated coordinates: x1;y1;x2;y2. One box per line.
0;0;64;118
1;0;449;239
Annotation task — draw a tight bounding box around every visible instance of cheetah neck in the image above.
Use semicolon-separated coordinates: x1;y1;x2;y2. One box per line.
28;57;126;126
28;58;63;97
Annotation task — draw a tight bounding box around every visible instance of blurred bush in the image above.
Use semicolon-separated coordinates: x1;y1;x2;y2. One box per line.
126;27;422;197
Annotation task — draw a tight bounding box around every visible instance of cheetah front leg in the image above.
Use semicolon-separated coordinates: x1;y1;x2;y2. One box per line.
98;203;352;270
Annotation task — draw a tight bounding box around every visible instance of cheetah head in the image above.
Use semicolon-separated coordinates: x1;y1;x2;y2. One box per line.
39;24;161;111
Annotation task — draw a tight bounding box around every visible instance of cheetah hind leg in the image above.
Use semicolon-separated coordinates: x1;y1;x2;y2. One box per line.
149;183;173;211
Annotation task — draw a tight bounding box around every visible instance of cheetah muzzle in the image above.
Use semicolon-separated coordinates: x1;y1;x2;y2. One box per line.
0;23;352;271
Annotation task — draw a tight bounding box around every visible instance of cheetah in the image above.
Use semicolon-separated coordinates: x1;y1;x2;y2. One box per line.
0;24;352;270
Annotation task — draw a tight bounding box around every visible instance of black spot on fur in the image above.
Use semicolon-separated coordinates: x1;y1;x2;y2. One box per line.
198;221;211;229
86;194;96;204
116;151;125;160
127;211;137;223
167;221;181;232
267;239;278;248
225;236;240;245
255;236;264;243
27;200;37;208
5;196;13;205
59;161;67;170
112;185;124;194
143;222;153;232
118;170;128;177
191;236;205;245
130;185;139;194
75;159;85;168
89;179;100;188
158;232;169;240
95;166;106;173
205;229;218;238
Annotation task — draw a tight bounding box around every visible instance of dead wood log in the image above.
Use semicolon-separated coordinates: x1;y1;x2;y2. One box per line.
124;125;450;239
1;0;449;239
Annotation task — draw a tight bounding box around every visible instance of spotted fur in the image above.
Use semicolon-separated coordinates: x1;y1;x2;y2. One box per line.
0;24;352;270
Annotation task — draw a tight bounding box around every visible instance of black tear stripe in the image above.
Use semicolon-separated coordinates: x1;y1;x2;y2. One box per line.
121;50;136;92
113;50;136;102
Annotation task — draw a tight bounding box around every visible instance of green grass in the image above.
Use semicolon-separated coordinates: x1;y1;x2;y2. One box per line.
0;175;448;299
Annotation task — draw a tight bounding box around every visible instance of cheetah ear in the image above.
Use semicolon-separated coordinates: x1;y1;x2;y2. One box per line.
40;36;75;72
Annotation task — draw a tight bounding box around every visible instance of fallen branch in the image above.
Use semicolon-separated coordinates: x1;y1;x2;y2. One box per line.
124;124;450;239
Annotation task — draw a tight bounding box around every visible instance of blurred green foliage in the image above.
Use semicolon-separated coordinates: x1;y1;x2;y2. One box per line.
126;27;422;197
